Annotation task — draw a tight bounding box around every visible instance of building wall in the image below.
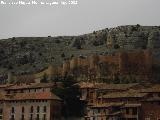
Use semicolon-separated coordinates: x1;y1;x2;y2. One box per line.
142;102;160;120
3;100;50;120
50;100;62;120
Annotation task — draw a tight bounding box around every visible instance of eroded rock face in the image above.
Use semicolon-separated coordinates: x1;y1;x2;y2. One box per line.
0;25;160;75
147;31;160;48
106;25;160;49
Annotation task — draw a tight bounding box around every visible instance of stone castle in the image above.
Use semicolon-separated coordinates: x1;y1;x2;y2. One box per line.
61;49;153;82
7;49;154;83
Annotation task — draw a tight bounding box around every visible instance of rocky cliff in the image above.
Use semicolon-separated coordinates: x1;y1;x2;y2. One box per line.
0;25;160;75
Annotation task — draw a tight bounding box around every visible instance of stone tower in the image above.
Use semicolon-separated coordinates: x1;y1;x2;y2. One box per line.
47;64;57;82
106;33;115;48
7;71;14;83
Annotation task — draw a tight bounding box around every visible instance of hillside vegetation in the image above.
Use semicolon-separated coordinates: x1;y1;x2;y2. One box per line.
0;25;160;74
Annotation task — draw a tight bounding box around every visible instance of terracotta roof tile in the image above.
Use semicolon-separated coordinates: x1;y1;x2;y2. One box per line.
143;97;160;102
101;90;148;99
78;82;138;90
91;102;124;108
123;103;141;107
2;92;61;101
5;82;62;90
141;84;160;93
0;84;14;88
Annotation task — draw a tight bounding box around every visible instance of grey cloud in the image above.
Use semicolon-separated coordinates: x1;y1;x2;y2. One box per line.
0;0;160;39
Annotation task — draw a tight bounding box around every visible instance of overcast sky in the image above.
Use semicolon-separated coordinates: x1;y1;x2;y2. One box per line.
0;0;160;39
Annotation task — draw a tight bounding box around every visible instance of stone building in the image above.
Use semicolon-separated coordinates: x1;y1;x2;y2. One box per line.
78;82;160;120
0;83;62;120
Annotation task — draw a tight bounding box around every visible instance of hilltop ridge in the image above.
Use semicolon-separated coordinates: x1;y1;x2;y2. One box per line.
0;25;160;75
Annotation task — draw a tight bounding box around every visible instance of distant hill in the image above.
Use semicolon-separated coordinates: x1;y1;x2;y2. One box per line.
0;25;160;74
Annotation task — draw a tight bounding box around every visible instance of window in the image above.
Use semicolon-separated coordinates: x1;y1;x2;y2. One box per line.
90;99;93;103
0;108;2;120
126;108;129;114
11;115;14;120
36;114;39;120
145;118;150;120
37;106;40;113
30;114;33;120
22;107;25;113
7;91;10;94
11;107;15;113
43;106;46;112
0;109;2;114
30;106;33;113
132;108;137;115
98;109;100;113
21;114;24;120
103;109;105;113
14;91;17;93
43;88;45;92
43;114;46;120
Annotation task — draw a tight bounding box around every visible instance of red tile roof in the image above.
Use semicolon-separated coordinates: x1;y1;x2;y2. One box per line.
101;90;148;99
0;92;61;101
91;102;124;108
0;84;14;88
123;103;141;107
5;82;62;90
140;84;160;93
143;97;160;102
78;82;138;90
